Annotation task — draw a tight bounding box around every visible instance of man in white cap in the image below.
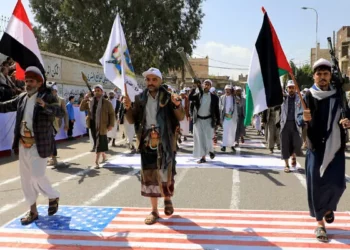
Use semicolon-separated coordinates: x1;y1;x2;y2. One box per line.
219;85;237;152
279;80;303;173
303;58;350;242
80;84;115;168
48;84;69;166
234;86;246;146
189;79;220;163
123;67;184;225
0;66;64;225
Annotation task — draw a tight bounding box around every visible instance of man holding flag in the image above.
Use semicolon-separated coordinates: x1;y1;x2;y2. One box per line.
0;0;64;224
123;68;184;225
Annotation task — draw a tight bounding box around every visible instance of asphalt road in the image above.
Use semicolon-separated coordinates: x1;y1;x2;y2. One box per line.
0;126;350;249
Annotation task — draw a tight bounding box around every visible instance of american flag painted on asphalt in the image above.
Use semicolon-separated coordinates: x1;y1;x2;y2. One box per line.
0;205;350;249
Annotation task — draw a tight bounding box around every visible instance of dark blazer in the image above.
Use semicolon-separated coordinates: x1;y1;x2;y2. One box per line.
189;88;221;128
0;89;64;158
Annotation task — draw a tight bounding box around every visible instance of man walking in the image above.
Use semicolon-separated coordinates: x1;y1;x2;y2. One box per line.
280;80;303;173
0;66;63;225
124;67;184;225
303;58;350;242
80;85;115;168
219;85;237;152
189;79;220;163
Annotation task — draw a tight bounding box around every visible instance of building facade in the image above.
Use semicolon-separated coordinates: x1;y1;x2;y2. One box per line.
310;43;331;67
337;26;350;75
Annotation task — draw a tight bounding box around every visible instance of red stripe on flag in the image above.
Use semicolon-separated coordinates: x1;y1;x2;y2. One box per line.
16;62;25;80
261;7;292;74
12;0;33;31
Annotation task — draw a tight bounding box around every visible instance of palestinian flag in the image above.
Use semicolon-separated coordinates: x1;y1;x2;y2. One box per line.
0;0;44;79
246;7;291;120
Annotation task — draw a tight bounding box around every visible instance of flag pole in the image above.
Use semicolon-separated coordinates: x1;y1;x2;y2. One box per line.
289;72;307;110
124;82;128;98
117;12;129;100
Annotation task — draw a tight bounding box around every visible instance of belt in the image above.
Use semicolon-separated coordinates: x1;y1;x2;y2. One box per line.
224;113;232;118
143;125;160;150
197;115;211;120
20;136;35;148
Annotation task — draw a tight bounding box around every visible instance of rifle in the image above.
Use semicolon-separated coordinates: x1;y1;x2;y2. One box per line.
176;47;202;89
81;72;94;97
327;37;349;122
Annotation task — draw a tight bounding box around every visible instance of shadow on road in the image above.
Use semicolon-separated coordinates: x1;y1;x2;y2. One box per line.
159;214;283;249
239;168;285;186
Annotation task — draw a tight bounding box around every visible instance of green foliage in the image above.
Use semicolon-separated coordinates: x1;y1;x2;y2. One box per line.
29;0;204;75
282;60;313;90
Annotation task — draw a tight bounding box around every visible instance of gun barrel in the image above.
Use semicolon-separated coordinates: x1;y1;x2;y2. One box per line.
176;47;197;79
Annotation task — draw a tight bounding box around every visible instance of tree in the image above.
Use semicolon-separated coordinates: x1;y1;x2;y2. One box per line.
282;60;313;90
29;0;204;75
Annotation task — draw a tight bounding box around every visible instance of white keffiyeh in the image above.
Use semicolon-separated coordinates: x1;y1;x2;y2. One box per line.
309;84;340;177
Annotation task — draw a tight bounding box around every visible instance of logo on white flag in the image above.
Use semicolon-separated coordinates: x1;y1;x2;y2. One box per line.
100;14;142;102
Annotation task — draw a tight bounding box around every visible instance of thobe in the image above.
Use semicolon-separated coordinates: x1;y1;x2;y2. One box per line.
305;89;348;221
254;114;261;131
193;93;213;157
280;95;303;160
263;108;281;150
123;118;136;146
235;96;246;140
20;93;59;205
221;96;237;147
107;98;118;139
179;99;189;136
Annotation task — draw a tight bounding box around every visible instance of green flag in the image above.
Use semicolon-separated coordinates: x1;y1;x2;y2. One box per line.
244;84;254;126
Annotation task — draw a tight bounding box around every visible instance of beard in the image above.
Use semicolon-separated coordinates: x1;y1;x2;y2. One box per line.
26;86;38;96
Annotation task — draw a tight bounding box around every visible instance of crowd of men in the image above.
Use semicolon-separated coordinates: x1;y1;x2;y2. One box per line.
0;57;349;243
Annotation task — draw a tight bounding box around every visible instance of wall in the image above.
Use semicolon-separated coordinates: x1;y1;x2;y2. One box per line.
41;51;145;102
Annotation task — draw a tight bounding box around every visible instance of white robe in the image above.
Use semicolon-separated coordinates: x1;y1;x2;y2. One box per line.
123;118;135;146
20;94;59;205
193;93;213;157
254;115;261;131
222;96;238;147
179;99;189;136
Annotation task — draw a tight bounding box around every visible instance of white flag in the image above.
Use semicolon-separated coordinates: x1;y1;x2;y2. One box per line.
99;14;142;102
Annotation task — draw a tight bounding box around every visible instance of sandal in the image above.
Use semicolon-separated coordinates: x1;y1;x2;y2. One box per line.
48;198;59;216
197;158;206;164
144;211;159;225
20;211;38;225
325;211;335;224
291;157;297;167
209;152;215;159
284;166;290;173
95;161;100;169
315;226;328;242
164;200;174;216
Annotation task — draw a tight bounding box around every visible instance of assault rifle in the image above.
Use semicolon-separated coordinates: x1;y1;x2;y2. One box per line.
327;37;349;122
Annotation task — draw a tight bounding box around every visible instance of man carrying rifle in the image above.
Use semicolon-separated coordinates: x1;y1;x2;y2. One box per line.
303;58;350;242
123;68;184;225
